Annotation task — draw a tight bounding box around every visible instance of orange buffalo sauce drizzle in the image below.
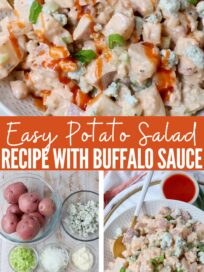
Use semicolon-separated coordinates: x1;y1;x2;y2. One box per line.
161;50;170;68
72;85;91;110
8;24;22;60
142;43;175;101
32;90;50;111
95;57;103;91
74;0;83;19
154;69;175;101
44;57;91;110
74;0;97;19
143;42;160;67
17;22;25;29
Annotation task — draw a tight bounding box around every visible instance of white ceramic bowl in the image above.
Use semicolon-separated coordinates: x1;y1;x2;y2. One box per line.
104;199;204;266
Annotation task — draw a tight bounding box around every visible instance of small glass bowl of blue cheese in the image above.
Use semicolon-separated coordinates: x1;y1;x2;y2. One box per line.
61;191;99;242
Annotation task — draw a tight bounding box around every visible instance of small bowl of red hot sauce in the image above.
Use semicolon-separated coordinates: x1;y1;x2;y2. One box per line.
161;172;199;204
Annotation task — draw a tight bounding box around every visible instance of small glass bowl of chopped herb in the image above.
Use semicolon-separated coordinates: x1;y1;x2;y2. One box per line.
9;245;38;272
61;190;99;242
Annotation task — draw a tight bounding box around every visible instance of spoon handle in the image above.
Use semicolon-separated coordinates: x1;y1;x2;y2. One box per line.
134;171;154;217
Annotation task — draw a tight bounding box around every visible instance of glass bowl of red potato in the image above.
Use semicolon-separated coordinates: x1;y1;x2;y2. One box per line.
0;173;61;244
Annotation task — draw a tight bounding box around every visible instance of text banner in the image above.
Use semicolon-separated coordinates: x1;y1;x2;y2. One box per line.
0;117;202;170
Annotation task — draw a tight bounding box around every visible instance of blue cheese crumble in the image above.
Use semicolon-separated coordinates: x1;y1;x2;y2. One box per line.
159;0;180;16
104;82;119;98
161;49;178;69
52;13;68;26
174;237;185;257
65;200;99;238
180;0;190;10
161;232;173;249
185;44;204;69
146;11;162;24
198;252;204;264
196;1;204;18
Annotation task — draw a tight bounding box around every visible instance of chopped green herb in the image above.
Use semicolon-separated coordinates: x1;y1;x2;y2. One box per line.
151;255;164;272
108;34;125;49
187;0;198;4
197;243;204;252
174;269;184;272
187;243;194;249
120;267;126;272
29;0;42;24
75;50;97;64
165;215;174;221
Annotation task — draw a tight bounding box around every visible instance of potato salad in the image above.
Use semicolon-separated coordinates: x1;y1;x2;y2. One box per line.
1;0;204;115
106;207;204;272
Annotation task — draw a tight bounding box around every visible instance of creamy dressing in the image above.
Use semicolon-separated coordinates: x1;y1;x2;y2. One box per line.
72;246;94;271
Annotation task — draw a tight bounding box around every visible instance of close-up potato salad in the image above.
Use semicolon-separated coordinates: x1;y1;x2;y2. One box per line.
1;0;204;115
106;207;204;272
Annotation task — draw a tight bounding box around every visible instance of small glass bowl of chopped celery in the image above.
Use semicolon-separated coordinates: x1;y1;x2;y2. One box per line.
61;191;99;242
9;245;38;272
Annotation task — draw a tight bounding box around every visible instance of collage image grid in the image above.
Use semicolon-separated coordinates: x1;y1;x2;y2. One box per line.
0;0;204;271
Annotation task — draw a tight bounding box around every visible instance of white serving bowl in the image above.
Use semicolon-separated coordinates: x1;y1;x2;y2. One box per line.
104;199;204;265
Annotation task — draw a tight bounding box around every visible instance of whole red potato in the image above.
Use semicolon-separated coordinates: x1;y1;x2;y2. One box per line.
22;213;45;227
1;213;18;234
16;217;40;240
29;212;45;227
19;193;41;213
4;182;28;204
7;204;23;217
38;198;56;217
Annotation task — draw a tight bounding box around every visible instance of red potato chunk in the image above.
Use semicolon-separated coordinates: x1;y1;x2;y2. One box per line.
19;193;41;213
4;182;28;204
7;204;23;217
1;213;18;234
38;198;56;217
16;217;40;240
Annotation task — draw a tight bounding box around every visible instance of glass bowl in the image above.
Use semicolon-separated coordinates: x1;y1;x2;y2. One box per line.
0;173;61;244
70;243;97;272
61;190;99;242
39;243;69;272
9;245;39;272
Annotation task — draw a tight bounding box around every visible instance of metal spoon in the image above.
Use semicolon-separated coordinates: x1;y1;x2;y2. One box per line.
113;171;154;258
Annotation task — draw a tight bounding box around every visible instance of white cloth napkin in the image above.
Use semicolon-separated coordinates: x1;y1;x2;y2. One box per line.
104;171;204;218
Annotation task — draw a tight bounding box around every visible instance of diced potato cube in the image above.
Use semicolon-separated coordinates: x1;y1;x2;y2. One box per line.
85;58;117;90
0;35;22;79
137;85;166;116
73;14;93;41
103;13;134;40
86;94;121;116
